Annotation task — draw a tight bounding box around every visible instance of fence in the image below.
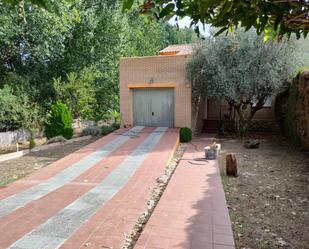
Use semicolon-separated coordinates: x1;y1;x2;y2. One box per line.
0;130;31;148
0;119;114;148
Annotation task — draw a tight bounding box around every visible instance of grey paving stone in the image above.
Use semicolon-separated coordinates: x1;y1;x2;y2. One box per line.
9;127;167;249
0;126;144;218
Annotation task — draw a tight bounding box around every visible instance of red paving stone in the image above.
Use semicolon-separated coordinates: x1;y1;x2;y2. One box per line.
60;128;179;249
135;137;235;249
0;130;128;200
0;127;156;248
0;127;179;249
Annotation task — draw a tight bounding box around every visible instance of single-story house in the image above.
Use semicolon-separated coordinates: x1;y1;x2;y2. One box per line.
120;44;277;132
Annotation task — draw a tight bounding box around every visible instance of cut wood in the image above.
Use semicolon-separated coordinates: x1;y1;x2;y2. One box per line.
226;153;238;177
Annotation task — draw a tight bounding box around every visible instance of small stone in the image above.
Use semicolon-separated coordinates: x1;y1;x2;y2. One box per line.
244;139;260;149
276;238;287;246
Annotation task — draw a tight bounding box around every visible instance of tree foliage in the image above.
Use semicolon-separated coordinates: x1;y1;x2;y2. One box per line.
53;66;99;119
0;84;40;132
187;29;301;134
0;0;197;131
123;0;309;39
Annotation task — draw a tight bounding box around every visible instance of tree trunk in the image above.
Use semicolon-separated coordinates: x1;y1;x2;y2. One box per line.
228;97;266;136
226;153;237;176
234;105;248;136
234;105;256;136
192;95;206;134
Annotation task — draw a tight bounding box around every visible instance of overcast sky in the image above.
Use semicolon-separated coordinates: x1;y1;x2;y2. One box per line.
168;16;211;36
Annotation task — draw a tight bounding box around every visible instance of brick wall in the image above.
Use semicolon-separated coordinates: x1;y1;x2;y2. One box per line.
120;55;192;128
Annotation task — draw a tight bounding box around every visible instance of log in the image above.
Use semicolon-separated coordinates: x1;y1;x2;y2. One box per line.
226;153;238;177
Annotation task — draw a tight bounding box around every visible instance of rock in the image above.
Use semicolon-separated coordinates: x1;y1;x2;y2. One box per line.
244;139;260;149
276;238;287;246
46;136;67;144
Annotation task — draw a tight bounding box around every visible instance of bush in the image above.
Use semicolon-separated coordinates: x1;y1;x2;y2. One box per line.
0;85;41;132
111;123;120;130
45;101;73;139
180;127;192;142
101;125;115;135
29;137;36;149
53;66;100;119
81;126;101;136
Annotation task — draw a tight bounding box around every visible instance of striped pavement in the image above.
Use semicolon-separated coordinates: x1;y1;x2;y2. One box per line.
0;126;144;218
0;127;180;249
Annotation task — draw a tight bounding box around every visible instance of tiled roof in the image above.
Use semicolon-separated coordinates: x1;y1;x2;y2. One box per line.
159;44;193;55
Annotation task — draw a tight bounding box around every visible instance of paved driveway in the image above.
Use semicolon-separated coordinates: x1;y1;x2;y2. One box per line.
135;138;235;249
0;127;179;249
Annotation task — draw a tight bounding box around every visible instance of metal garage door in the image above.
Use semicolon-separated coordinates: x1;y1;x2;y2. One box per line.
133;88;174;127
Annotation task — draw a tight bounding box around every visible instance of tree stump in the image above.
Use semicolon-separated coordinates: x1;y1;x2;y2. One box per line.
226;153;238;177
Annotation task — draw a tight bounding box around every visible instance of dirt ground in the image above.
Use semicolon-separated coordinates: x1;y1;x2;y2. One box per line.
218;134;309;249
0;137;47;155
0;136;98;186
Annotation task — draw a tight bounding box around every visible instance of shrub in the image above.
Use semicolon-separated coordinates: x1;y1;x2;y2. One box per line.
45;101;73;139
29;137;36;149
81;126;101;136
180;127;192;142
53;66;100;119
111;122;120;130
0;85;41;132
101;125;114;135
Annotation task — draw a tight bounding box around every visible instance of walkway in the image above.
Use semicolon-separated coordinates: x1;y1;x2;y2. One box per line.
0;126;179;249
135;137;235;249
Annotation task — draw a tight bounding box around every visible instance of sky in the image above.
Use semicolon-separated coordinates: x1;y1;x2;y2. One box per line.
168;16;211;36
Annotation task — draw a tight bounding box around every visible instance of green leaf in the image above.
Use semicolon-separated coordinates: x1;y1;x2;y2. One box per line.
215;27;228;36
159;3;175;18
122;0;135;12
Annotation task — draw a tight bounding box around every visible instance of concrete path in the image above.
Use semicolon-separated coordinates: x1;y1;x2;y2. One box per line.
0;127;179;249
135;137;235;249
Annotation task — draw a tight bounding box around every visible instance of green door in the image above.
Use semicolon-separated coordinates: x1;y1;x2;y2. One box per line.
133;88;174;127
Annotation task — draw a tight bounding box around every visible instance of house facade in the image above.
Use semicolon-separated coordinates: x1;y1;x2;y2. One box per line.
120;44;277;132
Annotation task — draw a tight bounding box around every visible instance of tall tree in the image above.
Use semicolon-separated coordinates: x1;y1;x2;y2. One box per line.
187;29;301;135
0;0;199;129
122;10;198;57
0;1;76;101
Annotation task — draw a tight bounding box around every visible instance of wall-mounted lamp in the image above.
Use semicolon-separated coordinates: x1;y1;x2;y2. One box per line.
185;83;191;88
149;77;154;84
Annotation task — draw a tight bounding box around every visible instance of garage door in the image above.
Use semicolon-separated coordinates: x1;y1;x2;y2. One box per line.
133;88;174;127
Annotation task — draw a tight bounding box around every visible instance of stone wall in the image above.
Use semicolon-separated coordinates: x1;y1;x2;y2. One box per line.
275;70;309;149
0;130;31;147
223;120;279;133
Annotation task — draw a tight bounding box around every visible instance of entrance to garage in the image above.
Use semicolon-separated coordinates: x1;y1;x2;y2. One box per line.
133;88;174;127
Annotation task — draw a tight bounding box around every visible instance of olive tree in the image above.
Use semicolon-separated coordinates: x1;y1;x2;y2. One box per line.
123;0;309;40
187;29;299;135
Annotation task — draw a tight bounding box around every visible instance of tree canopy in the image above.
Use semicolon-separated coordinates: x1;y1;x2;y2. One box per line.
123;0;309;39
187;29;303;134
0;0;198;131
